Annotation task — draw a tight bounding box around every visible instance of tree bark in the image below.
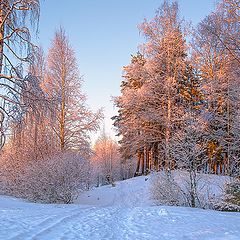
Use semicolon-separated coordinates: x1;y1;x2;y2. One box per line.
0;1;5;74
165;81;171;170
134;150;141;176
60;65;66;150
141;151;144;175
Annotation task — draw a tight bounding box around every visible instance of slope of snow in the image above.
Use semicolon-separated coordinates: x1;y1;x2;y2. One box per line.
0;174;240;240
77;175;152;207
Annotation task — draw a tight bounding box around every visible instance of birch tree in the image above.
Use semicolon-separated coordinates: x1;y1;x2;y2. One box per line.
0;0;40;149
44;28;102;154
170;115;208;207
139;1;187;171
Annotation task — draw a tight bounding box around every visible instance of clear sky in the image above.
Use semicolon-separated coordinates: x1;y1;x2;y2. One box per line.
38;0;217;143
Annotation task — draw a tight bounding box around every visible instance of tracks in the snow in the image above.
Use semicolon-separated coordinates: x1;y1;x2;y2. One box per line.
9;208;93;240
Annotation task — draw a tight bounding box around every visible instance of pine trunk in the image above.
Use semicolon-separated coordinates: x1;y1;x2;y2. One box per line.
141;151;144;175
135;150;141;176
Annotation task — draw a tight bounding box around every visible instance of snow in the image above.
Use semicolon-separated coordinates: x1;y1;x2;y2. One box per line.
77;175;152;207
0;174;240;240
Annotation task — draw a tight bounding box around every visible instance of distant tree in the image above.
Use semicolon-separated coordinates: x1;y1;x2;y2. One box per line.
92;130;121;185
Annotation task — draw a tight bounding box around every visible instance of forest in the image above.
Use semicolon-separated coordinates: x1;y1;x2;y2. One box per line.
113;0;240;209
0;0;239;215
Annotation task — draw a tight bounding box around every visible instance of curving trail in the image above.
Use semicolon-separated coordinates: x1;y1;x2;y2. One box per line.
0;175;240;240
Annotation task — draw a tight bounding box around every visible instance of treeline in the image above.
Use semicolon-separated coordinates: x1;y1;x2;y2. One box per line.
114;0;240;178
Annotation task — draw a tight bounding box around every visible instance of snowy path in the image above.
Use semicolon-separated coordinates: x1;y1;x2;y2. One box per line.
0;176;240;240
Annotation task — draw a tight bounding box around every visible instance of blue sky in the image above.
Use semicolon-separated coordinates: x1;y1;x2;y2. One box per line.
38;0;216;142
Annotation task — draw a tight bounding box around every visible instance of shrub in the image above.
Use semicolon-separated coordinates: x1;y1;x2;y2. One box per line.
25;152;91;203
151;171;223;209
225;180;240;206
151;171;187;206
0;151;91;204
213;180;240;212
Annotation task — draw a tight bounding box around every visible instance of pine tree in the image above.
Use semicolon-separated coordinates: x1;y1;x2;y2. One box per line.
113;52;148;175
114;1;190;174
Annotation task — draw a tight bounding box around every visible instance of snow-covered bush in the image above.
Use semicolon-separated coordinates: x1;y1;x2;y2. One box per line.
151;171;187;206
0;148;27;197
151;171;226;209
24;152;91;203
213;180;240;212
225;180;240;206
0;151;91;204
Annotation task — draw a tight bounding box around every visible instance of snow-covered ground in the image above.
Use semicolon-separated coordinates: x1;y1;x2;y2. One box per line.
0;175;240;240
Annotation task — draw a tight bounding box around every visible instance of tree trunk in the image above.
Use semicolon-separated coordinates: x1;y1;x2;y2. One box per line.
0;111;4;150
141;151;144;175
145;147;150;174
165;78;171;170
189;165;196;208
60;66;66;150
0;1;5;74
134;150;141;176
153;143;158;170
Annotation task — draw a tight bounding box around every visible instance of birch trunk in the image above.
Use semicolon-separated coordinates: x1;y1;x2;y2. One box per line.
0;1;5;74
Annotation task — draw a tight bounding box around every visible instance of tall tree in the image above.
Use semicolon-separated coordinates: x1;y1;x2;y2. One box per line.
138;1;188;169
114;1;189;174
44;28;102;154
113;52;148;174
